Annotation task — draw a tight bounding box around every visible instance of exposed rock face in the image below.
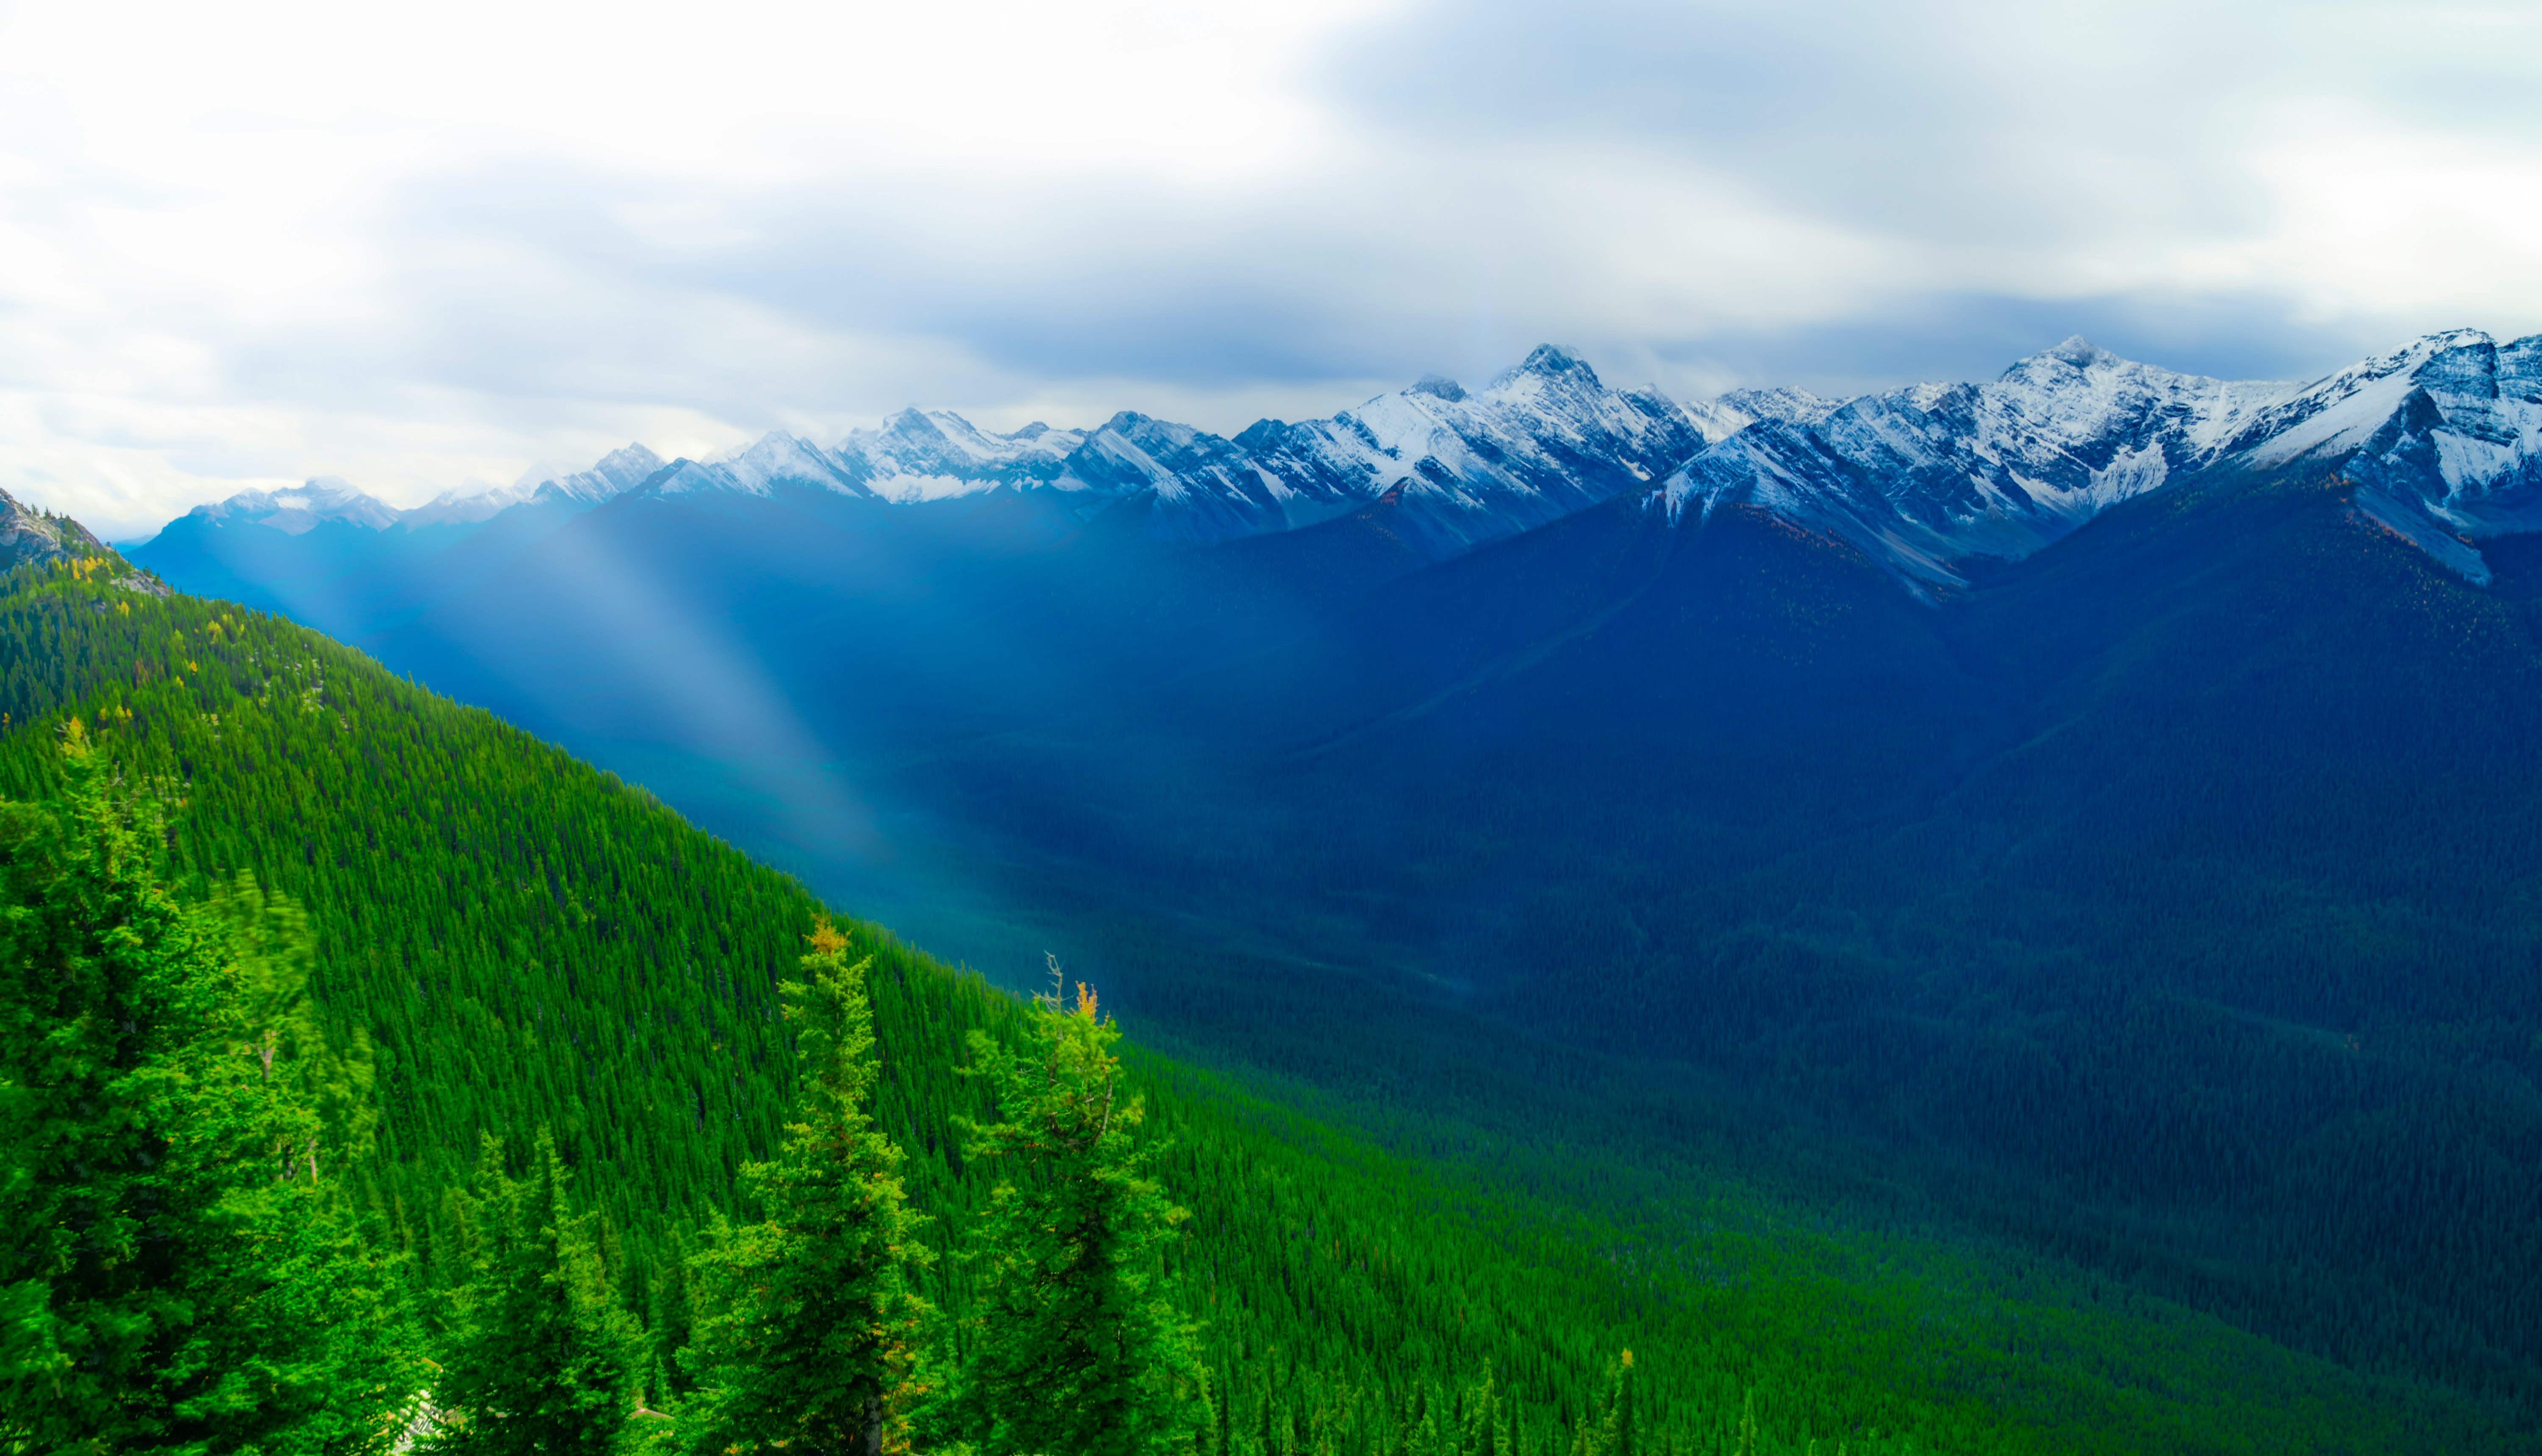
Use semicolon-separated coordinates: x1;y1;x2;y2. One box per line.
0;488;169;593
619;344;1709;559
1664;330;2542;594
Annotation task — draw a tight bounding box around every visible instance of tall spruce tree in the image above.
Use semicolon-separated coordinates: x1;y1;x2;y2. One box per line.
938;961;1210;1456
675;920;932;1455
0;721;413;1454
428;1131;638;1456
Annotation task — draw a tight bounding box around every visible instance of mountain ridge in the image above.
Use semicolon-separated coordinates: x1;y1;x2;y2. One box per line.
139;328;2542;600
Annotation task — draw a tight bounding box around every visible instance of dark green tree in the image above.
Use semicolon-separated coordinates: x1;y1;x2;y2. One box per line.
675;919;932;1455
939;961;1210;1456
0;720;413;1454
427;1131;638;1456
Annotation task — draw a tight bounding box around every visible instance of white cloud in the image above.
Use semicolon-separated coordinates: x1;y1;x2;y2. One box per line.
1;0;2539;538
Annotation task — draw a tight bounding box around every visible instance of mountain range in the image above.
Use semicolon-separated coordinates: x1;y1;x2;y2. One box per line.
138;327;2542;606
121;327;2542;1414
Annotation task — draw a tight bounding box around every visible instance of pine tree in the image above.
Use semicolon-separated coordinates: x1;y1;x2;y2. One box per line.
938;960;1210;1455
675;920;932;1455
428;1131;638;1456
0;721;412;1453
1581;1351;1635;1456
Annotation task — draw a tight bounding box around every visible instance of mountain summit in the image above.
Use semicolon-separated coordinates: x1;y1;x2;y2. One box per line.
186;476;402;535
1666;328;2542;593
133;329;2542;605
599;346;1705;557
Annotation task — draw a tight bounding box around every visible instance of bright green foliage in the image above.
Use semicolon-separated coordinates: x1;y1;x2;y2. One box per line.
0;577;821;1279
939;965;1210;1456
0;723;415;1454
675;921;934;1455
428;1131;640;1456
0;565;2526;1454
209;870;381;1176
1573;1353;1636;1456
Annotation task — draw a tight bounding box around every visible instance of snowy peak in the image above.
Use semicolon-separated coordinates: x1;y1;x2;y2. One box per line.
184;445;663;538
142;331;2542;595
399;444;662;530
1218;344;1705;556
148;344;1701;561
1047;411;1310;541
2031;334;2118;370
1687;386;1845;444
1663;328;2542;594
648;344;1708;555
2215;328;2542;584
1408;374;1468;402
708;432;869;498
1666;343;2301;594
1494;343;1600;389
399;485;528;531
838;410;1084;503
191;477;403;535
2221;329;2519;469
535;443;666;506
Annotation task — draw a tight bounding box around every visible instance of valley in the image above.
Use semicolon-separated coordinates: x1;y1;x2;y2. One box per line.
81;327;2542;1448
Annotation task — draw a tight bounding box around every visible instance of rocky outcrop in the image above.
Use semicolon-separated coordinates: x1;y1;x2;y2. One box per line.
0;488;170;594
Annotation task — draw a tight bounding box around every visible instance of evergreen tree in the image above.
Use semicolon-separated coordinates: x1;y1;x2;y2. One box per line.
428;1131;638;1456
1574;1352;1635;1456
676;920;932;1455
939;960;1210;1456
0;721;411;1454
208;869;379;1181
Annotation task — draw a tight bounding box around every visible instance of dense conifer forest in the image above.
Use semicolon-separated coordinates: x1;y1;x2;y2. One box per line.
0;552;2528;1453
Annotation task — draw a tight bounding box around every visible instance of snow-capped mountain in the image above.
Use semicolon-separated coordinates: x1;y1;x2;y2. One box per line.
150;330;2542;597
1684;385;1846;445
602;345;1705;556
399;444;669;530
838;410;1086;502
1664;330;2542;594
186;476;404;535
1228;345;1708;555
186;447;667;538
2215;330;2542;585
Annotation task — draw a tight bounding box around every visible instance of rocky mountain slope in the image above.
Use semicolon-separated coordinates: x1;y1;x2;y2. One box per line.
129;327;2542;615
1665;329;2542;595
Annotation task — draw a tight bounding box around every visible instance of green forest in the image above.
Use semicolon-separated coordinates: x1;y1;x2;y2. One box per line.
0;551;2525;1454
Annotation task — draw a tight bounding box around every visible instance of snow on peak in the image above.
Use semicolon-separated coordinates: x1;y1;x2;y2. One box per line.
2217;328;2542;582
398;443;667;530
1190;344;1702;555
1687;386;1845;444
1663;327;2542;593
1665;342;2304;594
2034;335;2117;369
709;432;866;497
1498;344;1598;386
827;410;1084;502
1410;374;1468;402
191;476;402;535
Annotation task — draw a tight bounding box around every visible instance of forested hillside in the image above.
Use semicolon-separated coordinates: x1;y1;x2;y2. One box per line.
0;553;2523;1453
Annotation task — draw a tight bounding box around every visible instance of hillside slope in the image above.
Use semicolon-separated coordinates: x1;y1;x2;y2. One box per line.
0;556;2512;1450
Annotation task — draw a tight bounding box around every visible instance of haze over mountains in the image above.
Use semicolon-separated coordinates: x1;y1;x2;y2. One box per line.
145;327;2542;603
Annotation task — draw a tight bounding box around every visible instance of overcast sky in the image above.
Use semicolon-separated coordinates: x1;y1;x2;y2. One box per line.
4;0;2539;538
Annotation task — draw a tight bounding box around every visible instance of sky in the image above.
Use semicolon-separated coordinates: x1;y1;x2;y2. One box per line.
3;0;2540;539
